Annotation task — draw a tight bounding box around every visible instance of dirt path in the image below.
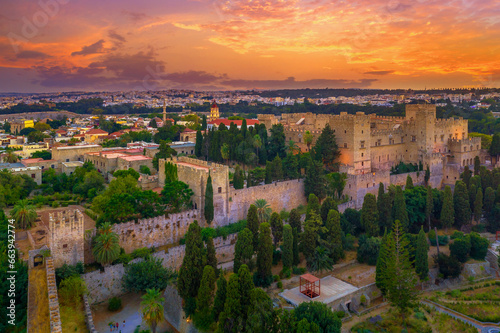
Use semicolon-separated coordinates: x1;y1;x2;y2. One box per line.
28;266;50;333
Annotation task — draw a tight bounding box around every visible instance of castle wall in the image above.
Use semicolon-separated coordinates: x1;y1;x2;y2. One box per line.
228;179;307;223
52;145;101;162
82;234;237;304
48;210;85;268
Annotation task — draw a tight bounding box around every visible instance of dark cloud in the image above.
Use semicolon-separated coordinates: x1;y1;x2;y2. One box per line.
221;76;377;89
165;71;227;84
108;30;126;43
363;70;395;75
71;40;106;56
31;65;110;88
16;50;51;59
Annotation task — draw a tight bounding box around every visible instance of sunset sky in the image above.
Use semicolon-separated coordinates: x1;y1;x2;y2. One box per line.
1;0;500;93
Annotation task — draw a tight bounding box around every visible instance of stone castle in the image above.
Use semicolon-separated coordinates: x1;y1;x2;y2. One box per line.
48;209;85;268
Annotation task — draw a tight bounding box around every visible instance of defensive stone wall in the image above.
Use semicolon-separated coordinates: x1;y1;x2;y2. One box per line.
48;209;85;268
338;201;356;213
82;234;237;304
113;210;200;253
46;257;62;333
228;179;306;222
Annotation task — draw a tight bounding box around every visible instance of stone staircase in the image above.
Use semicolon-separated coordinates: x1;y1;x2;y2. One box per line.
46;258;62;333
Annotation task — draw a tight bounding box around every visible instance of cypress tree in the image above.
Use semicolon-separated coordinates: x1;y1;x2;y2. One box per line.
415;227;429;282
326;209;343;262
178;221;205;300
361;193;379;237
302;212;322;264
238;264;254;323
311;123;340;172
233;165;244;189
484;187;495;215
234;228;253;273
292;227;300;266
474;156;481;175
454;180;471;228
282;225;293;269
320;197;337;224
375;229;389;294
201;115;207;130
469;184;477;212
246;169;252;188
441;185;454;231
378;183;393;232
425;186;433;230
241;118;248;137
474;188;483;223
272;155;283;181
265;161;273;184
218;274;242;332
462;165;472;188
246;205;260;249
212;274;227;321
269;212;283;248
393;186;409;232
206;236;218;277
195;130;203;157
306;193;320;221
204;173;214;224
164;162;178;183
405;175;414;190
304;156;327;200
425;165;430;186
196;265;216;322
256;222;273;286
289;208;302;233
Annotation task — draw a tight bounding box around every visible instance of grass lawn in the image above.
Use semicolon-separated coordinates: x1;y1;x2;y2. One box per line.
351;308;433;333
28;266;50;333
422;305;477;333
59;290;88;332
443;302;500;323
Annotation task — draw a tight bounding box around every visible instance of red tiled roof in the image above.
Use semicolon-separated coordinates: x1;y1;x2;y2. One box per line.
208;119;259;127
182;128;196;133
211;100;218;108
86;129;108;135
55;129;67;134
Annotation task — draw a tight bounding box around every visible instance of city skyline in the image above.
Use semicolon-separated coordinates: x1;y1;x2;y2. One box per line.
1;0;500;93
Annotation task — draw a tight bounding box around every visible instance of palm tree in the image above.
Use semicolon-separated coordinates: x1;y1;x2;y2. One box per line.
4;151;19;163
220;143;230;165
98;222;113;235
254;199;272;223
92;232;120;266
309;246;333;273
287;140;300;155
140;288;165;333
303;131;313;152
253;134;262;158
11;199;37;230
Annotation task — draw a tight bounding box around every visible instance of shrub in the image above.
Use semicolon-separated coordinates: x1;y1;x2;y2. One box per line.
52;201;59;208
429;229;449;246
469;232;489;260
123;258;176;292
449;237;471;263
292;267;306;275
131;247;153;259
280;267;291;279
108;297;122;311
277;281;283;289
436;253;462;279
272;249;281;266
357;236;380;266
55;262;84;287
342;233;356;251
273;275;280;282
450;231;464;240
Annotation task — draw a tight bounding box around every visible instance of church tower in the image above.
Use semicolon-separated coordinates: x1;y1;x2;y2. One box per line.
210;100;219;121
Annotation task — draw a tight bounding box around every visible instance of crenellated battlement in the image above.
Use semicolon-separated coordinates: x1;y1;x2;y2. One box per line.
370;128;404;136
48;209;85;268
49;210;84;233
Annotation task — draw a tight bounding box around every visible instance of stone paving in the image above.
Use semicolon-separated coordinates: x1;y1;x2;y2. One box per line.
279;275;359;307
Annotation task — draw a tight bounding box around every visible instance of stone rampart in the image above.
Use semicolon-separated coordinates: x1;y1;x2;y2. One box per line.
46;257;62;333
338;201;356;213
228;179;306;222
82;234;237;304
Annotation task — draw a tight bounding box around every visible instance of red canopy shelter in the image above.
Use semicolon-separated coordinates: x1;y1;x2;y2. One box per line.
300;273;320;298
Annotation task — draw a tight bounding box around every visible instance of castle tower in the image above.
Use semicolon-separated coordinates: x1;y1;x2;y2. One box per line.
210;100;219;121
405;104;436;154
163;99;167;123
48;209;85;268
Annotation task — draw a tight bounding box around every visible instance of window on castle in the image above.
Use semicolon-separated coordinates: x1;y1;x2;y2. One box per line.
441;135;444;142
464;147;467;152
377;139;381;146
344;143;347;148
63;244;68;249
401;137;404;143
362;130;364;134
218;187;222;193
389;138;394;145
462;132;465;138
66;159;69;162
31;174;35;178
434;135;437;143
345;130;347;134
360;141;365;148
361;153;364;157
361;161;364;166
411;136;416;142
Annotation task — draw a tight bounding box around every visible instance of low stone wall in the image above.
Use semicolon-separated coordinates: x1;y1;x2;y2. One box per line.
463;261;492;278
328;282;381;313
486;248;499;273
83;234;237;304
83;294;99;333
46;257;62;333
338;201;355;213
163;285;200;333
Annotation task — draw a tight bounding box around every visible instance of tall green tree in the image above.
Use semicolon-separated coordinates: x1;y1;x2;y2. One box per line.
256;222;273;287
490;133;500;165
269;212;283;248
234;228;254;273
282;225;293;269
217;274;242;333
375;229;390;294
212;275;227;321
454;180;471;228
425;186;433;230
271;155;283;181
461;165;472;188
233;165;244;189
484;187;495;215
195;130;203;157
306;193;321;221
474;155;481;175
254;199;272;223
201;115;207;130
405;175;414;190
312;123;340;172
378;220;419;323
245;289;274;332
377;184;393;232
393;186;409;232
415;227;429;282
178;221;205;300
302;212;323;264
268;124;286;159
441;185;454;231
196;266;216;328
294;301;341;333
204;173;214;224
325;209;344;262
289;208;302;233
361;193;379;237
292;227;300;266
246;204;260;249
474;188;483;223
469;184;477;212
304;156;327;200
303;130;313;151
320;197;337;224
206;237;218;276
238;264;254;323
140;289;165;333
